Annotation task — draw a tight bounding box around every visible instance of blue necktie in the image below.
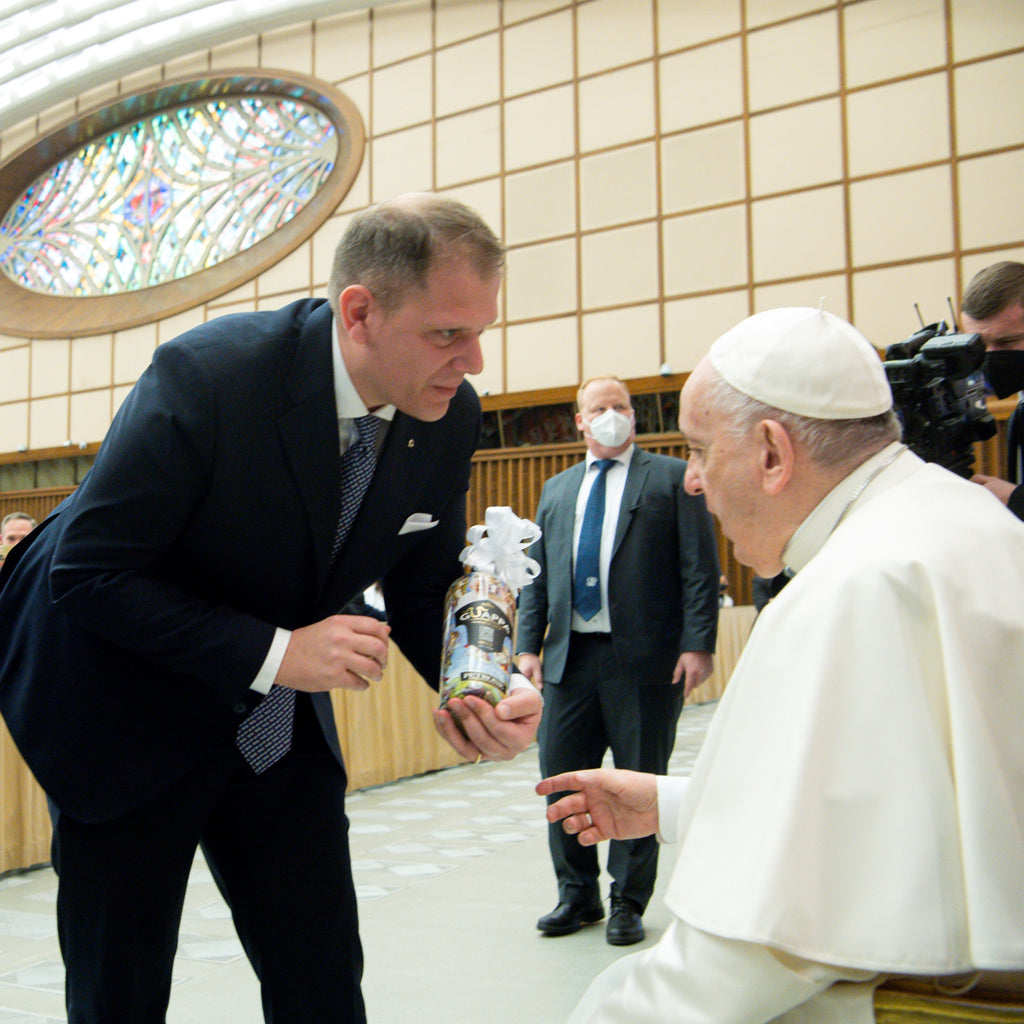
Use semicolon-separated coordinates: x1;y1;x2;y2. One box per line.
573;459;614;621
236;414;382;774
330;415;383;562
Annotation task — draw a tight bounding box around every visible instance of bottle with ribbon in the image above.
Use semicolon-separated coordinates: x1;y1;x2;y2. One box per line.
439;506;541;710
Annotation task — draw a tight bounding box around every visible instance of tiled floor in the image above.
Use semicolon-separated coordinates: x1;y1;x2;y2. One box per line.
0;700;717;1024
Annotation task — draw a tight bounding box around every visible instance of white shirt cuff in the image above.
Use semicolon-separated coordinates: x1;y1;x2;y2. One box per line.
508;672;535;693
656;775;691;844
251;627;291;694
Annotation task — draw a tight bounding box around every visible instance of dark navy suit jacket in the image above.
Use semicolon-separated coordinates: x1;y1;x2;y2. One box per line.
0;298;479;822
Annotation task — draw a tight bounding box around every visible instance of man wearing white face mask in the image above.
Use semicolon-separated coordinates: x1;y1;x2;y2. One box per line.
518;376;720;946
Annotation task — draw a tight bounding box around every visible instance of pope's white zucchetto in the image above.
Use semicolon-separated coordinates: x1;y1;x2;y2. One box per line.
708;307;893;420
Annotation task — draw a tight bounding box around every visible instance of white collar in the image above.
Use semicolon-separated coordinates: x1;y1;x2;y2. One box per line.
585;443;635;470
783;442;916;575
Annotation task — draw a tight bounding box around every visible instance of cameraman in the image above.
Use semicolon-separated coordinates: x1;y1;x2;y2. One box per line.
961;260;1024;518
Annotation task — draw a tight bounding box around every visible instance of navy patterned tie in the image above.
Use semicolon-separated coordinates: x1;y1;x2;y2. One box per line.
330;414;383;563
236;414;382;773
573;459;614;620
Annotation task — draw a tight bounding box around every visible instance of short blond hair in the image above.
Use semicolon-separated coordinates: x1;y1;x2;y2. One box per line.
576;376;631;412
1;511;36;530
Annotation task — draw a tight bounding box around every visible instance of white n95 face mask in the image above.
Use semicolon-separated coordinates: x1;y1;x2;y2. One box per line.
587;408;633;448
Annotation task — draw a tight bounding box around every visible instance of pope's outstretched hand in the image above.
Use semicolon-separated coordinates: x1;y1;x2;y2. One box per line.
537;769;659;846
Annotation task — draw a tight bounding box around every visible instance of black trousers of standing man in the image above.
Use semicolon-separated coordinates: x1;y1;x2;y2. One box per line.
538;632;686;912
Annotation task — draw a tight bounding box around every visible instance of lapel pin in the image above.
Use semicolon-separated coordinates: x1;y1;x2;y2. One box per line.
408;439;415;448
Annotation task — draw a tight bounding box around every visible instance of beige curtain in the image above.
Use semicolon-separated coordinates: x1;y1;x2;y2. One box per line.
0;718;51;873
688;604;757;705
331;644;467;791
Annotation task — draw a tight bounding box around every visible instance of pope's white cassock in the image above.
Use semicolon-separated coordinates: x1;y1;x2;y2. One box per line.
569;442;1024;1024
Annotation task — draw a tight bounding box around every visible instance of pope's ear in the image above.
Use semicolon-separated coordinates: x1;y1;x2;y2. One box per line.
338;284;374;340
756;419;795;495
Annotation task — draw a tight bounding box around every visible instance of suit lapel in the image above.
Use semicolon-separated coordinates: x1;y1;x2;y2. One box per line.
549;463;586;575
336;414;423;571
315;412;436;613
612;448;650;559
276;303;342;581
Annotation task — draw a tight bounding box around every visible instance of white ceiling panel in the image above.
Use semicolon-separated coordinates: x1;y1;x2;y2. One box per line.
0;0;397;135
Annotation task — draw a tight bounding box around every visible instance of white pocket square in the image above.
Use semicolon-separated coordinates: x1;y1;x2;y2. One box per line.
398;514;439;535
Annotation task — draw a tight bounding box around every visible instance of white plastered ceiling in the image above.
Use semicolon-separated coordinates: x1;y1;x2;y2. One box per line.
0;0;398;134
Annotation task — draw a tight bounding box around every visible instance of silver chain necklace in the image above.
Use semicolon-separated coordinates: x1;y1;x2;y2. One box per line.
829;444;908;536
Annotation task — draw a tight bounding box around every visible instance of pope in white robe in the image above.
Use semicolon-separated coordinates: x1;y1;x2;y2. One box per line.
539;307;1024;1024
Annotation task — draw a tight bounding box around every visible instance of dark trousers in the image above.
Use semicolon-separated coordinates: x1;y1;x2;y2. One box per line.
51;695;364;1024
538;632;685;913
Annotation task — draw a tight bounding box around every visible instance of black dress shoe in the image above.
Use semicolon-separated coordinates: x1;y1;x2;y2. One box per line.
536;899;605;936
606;896;644;945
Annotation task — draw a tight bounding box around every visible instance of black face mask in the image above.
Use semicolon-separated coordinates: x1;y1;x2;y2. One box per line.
983;349;1024;399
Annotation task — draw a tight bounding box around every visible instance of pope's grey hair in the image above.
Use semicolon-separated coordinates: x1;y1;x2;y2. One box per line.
701;367;901;468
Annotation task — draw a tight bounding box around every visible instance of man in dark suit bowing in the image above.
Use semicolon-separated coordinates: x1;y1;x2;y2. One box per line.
517;376;719;946
0;193;541;1024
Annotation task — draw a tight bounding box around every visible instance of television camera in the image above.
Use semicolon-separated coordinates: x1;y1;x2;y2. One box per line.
883;321;996;478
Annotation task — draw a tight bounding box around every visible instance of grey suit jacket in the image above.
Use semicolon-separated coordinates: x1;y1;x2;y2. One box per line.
516;447;719;686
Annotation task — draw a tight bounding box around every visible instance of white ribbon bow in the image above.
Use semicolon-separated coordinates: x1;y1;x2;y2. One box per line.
460;506;542;597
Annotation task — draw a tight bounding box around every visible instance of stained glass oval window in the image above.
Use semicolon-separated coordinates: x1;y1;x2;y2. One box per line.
2;97;337;296
0;72;363;338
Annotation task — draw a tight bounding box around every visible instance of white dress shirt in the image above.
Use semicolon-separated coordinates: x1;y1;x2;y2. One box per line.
571;445;633;634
